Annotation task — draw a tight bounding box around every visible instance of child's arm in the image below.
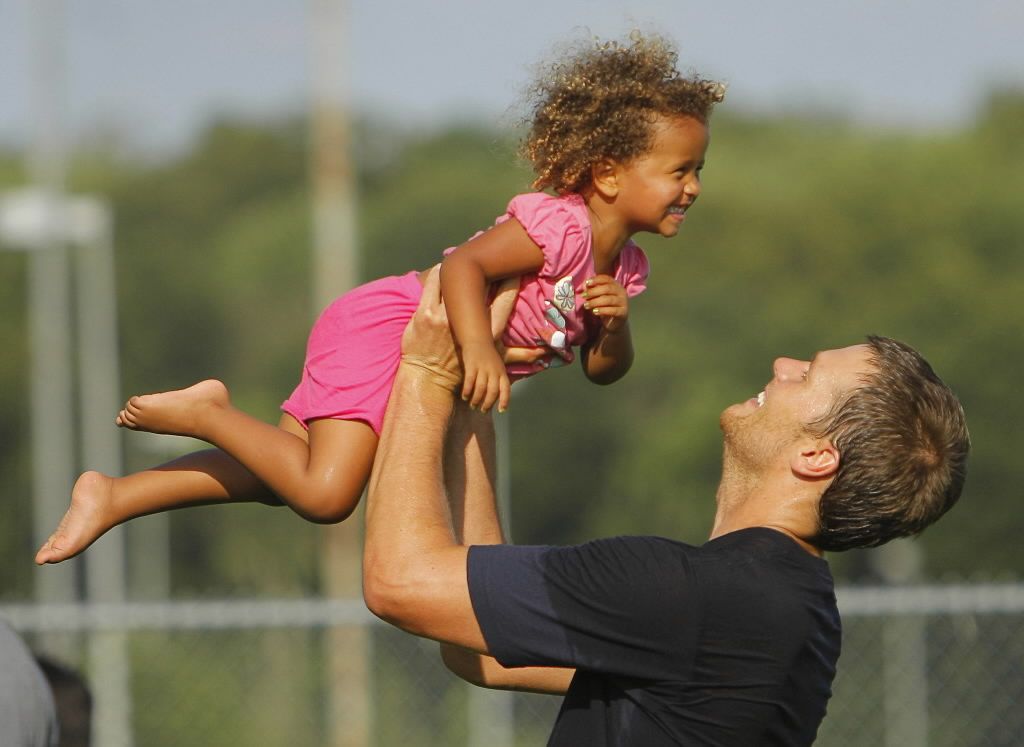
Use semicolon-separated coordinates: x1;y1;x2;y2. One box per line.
439;219;545;413
580;274;634;385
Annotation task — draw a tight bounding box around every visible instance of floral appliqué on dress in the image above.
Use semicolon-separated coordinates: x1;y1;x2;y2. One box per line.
552;276;576;312
538;275;576;352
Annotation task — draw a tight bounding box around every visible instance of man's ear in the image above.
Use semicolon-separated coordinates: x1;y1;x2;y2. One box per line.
791;441;839;480
591;159;619;198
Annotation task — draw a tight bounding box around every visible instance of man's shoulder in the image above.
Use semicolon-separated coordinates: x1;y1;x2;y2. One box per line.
700;527;831;568
570;535;702;570
695;529;839;626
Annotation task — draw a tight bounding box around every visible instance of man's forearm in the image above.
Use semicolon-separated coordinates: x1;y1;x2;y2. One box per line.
363;362;489;650
439;401;575;696
445;401;504;546
364;363;457;575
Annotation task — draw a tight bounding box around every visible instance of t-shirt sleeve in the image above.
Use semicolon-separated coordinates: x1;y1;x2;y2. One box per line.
505;193;589;279
467;538;697;679
616;243;650;298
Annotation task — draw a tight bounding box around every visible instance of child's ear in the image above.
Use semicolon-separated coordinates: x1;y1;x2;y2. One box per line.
791;441;839;480
591;159;619;198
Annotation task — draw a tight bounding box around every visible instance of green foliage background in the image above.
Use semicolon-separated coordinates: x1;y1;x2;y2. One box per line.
1;90;1022;747
2;92;1023;606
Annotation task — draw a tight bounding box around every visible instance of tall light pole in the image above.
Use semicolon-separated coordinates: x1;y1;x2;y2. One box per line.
0;188;133;747
15;2;134;744
309;2;370;745
73;198;133;747
27;0;77;631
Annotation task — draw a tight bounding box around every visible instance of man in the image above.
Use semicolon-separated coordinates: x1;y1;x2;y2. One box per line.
362;270;969;745
0;620;59;747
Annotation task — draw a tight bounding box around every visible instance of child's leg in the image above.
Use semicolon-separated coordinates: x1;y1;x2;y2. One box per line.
36;447;273;564
35;411;315;565
114;379;378;524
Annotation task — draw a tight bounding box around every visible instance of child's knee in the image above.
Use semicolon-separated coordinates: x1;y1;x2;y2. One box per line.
297;485;362;524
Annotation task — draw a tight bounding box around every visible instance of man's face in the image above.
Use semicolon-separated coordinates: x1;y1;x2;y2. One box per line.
720;345;875;462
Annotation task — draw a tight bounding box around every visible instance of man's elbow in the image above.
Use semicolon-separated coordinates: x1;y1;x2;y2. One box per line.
440;646;515;690
440;645;489;687
363;556;419;629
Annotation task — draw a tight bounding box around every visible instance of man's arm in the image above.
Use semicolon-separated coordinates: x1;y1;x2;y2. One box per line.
362;268;572;693
362;345;485;648
439;400;573;694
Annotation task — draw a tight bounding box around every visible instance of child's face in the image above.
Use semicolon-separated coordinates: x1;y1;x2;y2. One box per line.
612;115;710;239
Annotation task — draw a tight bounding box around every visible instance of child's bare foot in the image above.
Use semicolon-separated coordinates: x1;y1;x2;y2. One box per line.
115;379;230;439
35;471;117;565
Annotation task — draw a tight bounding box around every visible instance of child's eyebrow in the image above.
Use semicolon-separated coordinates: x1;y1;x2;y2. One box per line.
674;158;704;170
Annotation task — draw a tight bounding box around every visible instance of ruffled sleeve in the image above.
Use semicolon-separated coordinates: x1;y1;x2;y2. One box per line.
505;193;590;280
616;241;650;298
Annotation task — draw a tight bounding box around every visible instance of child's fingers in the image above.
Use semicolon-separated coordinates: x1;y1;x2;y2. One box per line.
583;277;618;291
464;368;489;409
582;291;623;306
497;377;512;413
470;382;489;411
479;373;505;413
582;281;627;303
502;345;548;365
461;370;479;402
583;294;628;314
469;383;486;410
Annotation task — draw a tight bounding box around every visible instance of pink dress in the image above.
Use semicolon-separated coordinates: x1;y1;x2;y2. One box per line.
281;193;650;434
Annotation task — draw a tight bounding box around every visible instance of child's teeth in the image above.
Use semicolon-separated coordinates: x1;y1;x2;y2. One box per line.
757;391;766;407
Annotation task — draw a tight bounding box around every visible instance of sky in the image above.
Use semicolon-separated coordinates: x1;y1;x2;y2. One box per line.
1;0;1023;155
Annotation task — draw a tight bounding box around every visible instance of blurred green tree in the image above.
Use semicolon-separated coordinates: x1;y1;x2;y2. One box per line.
1;92;1022;604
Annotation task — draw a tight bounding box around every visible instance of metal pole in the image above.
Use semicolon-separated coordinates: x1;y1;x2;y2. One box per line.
74;200;133;746
28;0;78;642
310;0;358;314
309;1;369;745
874;540;929;747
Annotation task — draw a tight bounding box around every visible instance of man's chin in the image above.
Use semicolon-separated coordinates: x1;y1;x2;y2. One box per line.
720;401;753;429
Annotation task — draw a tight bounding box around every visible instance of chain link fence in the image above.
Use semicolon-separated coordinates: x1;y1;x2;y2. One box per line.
4;584;1023;746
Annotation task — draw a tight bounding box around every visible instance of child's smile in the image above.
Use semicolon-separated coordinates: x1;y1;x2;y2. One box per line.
614;115;710;239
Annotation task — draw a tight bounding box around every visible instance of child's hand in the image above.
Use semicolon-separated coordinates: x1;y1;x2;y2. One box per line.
460;340;511;413
581;275;629;333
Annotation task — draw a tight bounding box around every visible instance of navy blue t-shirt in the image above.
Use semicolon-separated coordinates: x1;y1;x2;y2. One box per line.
467;527;840;746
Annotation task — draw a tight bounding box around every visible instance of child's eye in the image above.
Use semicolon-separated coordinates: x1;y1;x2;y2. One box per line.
801;369;810;381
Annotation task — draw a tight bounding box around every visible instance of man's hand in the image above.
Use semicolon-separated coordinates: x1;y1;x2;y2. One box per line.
400;265;462;389
582;274;629;333
402;266;546;404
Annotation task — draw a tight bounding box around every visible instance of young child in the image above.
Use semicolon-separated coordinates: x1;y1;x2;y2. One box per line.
35;33;724;565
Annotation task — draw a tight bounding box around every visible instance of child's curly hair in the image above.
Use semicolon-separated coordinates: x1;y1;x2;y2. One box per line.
522;33;725;194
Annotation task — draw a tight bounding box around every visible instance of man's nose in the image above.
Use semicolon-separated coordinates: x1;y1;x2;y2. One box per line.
772;357;806;381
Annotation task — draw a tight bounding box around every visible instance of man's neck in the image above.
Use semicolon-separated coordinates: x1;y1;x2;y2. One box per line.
711;470;825;558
